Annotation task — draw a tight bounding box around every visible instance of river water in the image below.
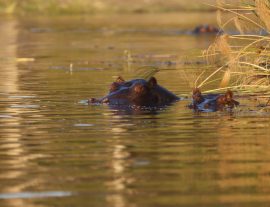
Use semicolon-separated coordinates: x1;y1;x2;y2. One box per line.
1;13;270;207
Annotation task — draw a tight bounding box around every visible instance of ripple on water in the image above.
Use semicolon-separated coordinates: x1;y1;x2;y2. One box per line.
78;100;89;105
9;96;36;99
10;105;40;109
74;123;94;127
0;114;13;118
30;28;53;33
50;65;105;71
0;191;73;199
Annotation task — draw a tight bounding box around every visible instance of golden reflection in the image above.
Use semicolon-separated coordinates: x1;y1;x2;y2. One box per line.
0;18;45;207
105;122;136;207
0;19;18;93
177;109;270;204
216;116;270;203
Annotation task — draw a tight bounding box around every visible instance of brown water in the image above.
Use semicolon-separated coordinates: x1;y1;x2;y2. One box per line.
1;13;270;207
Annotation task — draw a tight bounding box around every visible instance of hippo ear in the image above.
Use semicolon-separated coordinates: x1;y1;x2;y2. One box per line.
192;88;201;95
116;76;125;83
148;77;157;88
225;90;233;100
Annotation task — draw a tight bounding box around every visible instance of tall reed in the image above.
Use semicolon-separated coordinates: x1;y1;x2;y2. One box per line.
198;0;270;95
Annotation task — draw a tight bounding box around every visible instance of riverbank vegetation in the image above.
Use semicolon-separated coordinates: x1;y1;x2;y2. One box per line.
198;0;270;97
0;0;227;15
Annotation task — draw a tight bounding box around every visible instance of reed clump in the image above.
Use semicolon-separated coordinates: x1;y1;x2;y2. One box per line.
198;0;270;96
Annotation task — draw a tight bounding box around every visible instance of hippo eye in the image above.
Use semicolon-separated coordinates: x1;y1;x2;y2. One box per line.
133;84;144;94
123;81;132;87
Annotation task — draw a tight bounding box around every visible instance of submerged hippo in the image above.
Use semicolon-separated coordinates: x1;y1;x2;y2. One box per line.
89;76;180;107
189;88;239;112
192;24;221;35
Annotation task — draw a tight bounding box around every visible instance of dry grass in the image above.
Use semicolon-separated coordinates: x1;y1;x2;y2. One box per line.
196;0;270;96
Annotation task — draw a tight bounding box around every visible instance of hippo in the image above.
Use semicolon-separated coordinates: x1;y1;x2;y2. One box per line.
189;88;239;112
192;24;221;35
89;76;180;107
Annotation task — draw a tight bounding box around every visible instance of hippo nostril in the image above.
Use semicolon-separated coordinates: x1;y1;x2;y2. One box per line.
101;98;109;104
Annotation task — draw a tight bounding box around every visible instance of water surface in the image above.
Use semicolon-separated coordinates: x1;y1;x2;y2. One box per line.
1;13;270;207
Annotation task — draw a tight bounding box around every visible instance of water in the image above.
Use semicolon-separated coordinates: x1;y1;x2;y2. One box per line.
1;13;270;207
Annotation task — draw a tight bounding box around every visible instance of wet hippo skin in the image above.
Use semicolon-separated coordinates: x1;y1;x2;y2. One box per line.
89;76;180;107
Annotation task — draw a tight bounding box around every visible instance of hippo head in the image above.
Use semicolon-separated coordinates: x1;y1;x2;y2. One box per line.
89;76;179;107
193;25;220;34
216;90;239;108
189;89;239;112
107;77;162;106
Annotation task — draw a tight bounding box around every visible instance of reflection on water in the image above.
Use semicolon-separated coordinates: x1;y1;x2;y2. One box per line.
0;19;18;93
0;13;270;207
0;18;47;207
